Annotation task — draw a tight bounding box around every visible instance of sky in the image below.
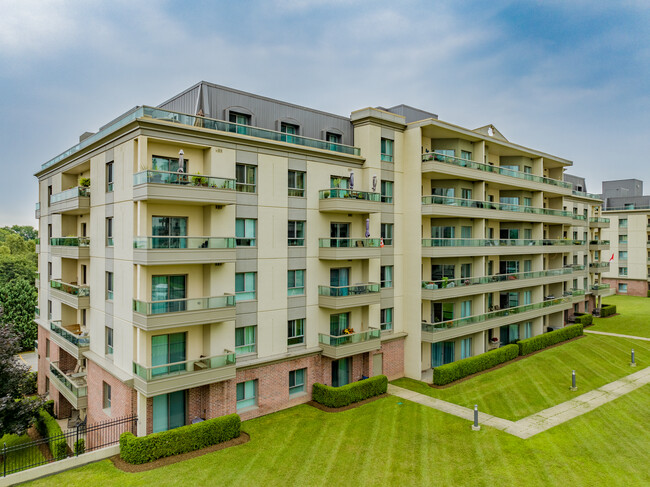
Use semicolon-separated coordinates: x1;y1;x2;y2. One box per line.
0;0;649;226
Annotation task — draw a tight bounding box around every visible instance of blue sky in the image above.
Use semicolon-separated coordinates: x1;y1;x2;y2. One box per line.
1;0;649;226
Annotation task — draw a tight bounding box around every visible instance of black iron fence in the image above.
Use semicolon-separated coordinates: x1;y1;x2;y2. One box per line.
1;415;137;477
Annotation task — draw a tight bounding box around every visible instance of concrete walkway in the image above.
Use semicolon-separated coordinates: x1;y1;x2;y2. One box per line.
388;365;650;439
584;330;650;342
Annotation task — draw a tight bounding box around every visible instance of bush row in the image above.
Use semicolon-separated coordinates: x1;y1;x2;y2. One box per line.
600;304;617;318
433;345;519;386
573;313;593;326
120;413;240;465
35;409;67;460
312;375;388;408
518;324;583;356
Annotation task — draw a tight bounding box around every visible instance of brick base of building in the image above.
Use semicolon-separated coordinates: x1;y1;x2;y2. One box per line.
86;360;137;426
603;278;649;297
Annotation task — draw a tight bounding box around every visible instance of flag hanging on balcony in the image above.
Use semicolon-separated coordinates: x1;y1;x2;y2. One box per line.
609;253;614;262
380;238;384;248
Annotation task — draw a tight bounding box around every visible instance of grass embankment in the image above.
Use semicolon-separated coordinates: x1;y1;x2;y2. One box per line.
590;295;650;337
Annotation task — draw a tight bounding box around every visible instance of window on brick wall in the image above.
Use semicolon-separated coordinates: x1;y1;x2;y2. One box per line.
103;382;112;411
236;380;257;410
45;339;50;358
289;368;306;396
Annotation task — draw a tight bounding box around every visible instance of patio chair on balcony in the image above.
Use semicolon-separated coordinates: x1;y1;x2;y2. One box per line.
67;409;81;428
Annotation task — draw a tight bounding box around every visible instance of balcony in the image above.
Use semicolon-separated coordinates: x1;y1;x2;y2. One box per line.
421;151;571;193
49;279;90;309
588;240;610;251
133;170;236;206
589;217;610;229
132;295;236;331
132;351;236;398
421;267;573;300
422;238;585;257
49;187;90;215
49;321;89;359
572;190;602;201
318;238;381;260
589;262;610;273
318;283;380;309
421;298;572;342
35;306;39;319
319;329;381;359
133;237;236;265
35;202;40;219
563;288;586;303
49;361;87;410
318;189;381;214
572;214;587;226
590;283;615;297
421;195;573;224
50;237;90;259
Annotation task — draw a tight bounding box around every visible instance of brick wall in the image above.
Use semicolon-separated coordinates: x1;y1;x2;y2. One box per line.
372;337;405;380
603;278;648;297
86;360;136;427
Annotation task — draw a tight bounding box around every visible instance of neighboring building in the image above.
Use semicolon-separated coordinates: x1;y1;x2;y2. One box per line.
601;179;650;296
34;81;605;436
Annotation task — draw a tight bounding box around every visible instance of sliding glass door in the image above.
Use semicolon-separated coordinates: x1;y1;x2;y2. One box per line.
151;332;186;377
152;217;188;249
330;268;349;296
331;358;350;387
152;390;186;433
152;275;186;313
431;342;455;367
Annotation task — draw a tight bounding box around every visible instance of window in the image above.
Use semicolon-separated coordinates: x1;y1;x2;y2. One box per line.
235;326;256;355
461;300;472;318
288;221;305;246
152;333;186;376
288;270;305;296
381;223;393;245
524;322;533;339
618;283;628;293
330;176;350;189
152;155;186;173
461;188;472;200
619;218;628;228
106;272;114;300
81;265;87;285
236;380;257;410
461;263;471;279
47;185;52;207
432;302;454;322
105;327;113;356
45;339;50;358
461;338;472;359
151;275;186;312
432;264;454;281
235;272;256;301
288;170;305;197
235;164;256;193
380;138;394;162
48;261;52;280
432;226;454;238
619;251;628;260
524;166;532;174
152;391;186;433
81;222;87;237
380;308;393;331
48;224;52;239
45;377;49;394
106;162;114;192
47;300;52;320
103;382;111;410
281;122;299;143
235;219;256;246
461;226;472;239
619;267;628;276
381;180;393;203
461;150;472;161
619;234;628;244
151;216;187;248
326;132;342;151
432;187;454;197
524;260;532;273
381;266;393;288
289;368;306;396
229;112;251;134
288;319;305;345
524;197;532;206
523;290;532;305
106;217;113;246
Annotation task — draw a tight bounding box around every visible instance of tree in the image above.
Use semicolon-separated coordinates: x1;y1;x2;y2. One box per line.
0;254;36;288
7;225;38;242
0;278;37;350
0;326;43;436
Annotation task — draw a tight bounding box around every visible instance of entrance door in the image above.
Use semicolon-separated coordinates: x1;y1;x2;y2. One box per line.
331;358;351;387
372;353;383;376
152;390;186;433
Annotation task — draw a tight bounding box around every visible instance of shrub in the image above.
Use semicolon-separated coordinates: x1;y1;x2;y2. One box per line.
312;375;388;408
35;409;67;460
21;371;38;396
42;400;54;418
600;304;617;318
573;313;593;326
518;324;583;356
74;438;85;455
647;290;650;298
120;413;240;465
433;345;519;386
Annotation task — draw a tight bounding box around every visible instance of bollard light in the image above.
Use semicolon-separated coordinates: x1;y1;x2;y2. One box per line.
631;349;636;367
571;370;577;391
471;404;481;431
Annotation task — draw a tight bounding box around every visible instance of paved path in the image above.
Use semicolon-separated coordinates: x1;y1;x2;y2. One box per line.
584;330;650;342
388;365;650;439
18;351;38;371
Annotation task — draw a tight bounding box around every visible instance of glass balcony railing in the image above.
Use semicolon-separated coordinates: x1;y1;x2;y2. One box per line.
49;187;90;204
563;288;585;297
421;151;571;189
50;279;90;297
133;170;236;190
604;205;650;211
589;240;610;245
50;321;90;347
35;202;40;210
589;217;610;223
421;298;570;333
133;295;235;315
133;351;236;381
318;328;381;347
421;195;572;217
590;284;611;291
319;189;381;201
589;262;610;268
572;264;586;271
572;214;586;221
50;237;90;247
318;238;381;248
133;236;235;249
49;362;87;397
35;306;40;317
422;238;585;248
421;267;572;290
572;190;602;200
318;283;380;297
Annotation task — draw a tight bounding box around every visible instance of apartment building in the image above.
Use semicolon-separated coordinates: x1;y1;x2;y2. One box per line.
601;179;650;296
34;81;604;435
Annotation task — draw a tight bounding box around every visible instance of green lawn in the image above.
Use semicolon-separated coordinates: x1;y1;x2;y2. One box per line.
25;388;650;487
0;432;46;475
393;333;650;420
590;294;650;338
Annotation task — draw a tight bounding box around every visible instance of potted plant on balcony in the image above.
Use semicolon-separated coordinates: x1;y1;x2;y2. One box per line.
191;173;208;187
78;177;90;188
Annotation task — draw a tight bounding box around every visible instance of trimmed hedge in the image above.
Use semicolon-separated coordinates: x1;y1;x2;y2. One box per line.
312;375;388;408
35;409;67;460
518;324;583;356
43;400;55;417
573;313;593;326
74;438;85;455
600;304;617;318
433;345;519;386
119;413;240;465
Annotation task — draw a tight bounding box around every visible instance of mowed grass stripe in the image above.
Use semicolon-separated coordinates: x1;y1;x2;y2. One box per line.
591;295;650;338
